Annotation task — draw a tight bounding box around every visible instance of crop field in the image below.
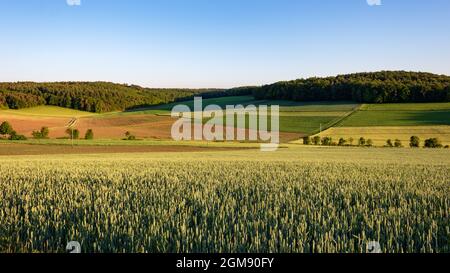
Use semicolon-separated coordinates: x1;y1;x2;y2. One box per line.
2;99;450;146
317;126;450;146
0;147;448;253
0;143;254;156
338;103;450;127
0;97;360;139
145;96;358;135
0;106;98;118
137;96;359;113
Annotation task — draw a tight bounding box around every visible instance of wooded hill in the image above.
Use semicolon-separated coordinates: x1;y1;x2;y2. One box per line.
0;82;249;113
252;71;450;103
1;72;449;113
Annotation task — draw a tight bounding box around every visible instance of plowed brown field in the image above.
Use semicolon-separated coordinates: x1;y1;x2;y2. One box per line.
0;113;302;142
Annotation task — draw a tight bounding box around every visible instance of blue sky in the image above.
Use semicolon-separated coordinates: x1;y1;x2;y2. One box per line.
1;0;449;88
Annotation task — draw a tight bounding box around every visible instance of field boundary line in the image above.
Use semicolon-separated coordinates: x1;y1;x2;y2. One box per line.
309;104;365;136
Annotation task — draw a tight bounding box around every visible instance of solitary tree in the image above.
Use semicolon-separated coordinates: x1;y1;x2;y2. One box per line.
40;127;49;138
410;136;420;148
0;121;13;137
85;129;94;140
366;139;374;147
338;138;347;146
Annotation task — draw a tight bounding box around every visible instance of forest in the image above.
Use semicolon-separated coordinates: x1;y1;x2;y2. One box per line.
1;72;449;113
0;82;229;113
252;71;450;103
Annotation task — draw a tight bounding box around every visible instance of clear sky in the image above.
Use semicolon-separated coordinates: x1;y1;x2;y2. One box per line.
1;0;449;88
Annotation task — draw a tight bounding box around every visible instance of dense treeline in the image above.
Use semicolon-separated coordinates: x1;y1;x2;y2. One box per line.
253;71;450;103
0;82;222;113
197;86;256;99
2;72;449;113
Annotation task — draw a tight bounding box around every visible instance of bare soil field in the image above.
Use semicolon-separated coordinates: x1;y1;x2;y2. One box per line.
0;113;302;142
0;114;71;138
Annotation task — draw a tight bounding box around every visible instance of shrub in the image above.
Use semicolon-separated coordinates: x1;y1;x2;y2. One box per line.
9;130;27;141
445;145;449;149
85;129;94;140
386;139;394;148
424;138;443;148
312;136;321;145
303;137;311;145
125;131;137;141
321;137;332;146
32;131;42;139
410;136;420;148
32;127;50;139
348;137;354;146
366;139;374;147
66;128;80;139
358;137;366;146
394;139;403;148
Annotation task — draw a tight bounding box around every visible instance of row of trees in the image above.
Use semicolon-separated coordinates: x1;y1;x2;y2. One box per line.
0;121;95;140
385;136;447;148
65;128;94;140
254;71;450;103
303;136;375;147
303;135;449;148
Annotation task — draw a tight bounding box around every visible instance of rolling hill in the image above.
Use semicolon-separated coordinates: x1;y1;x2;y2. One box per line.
0;82;250;113
1;71;450;146
1;71;449;114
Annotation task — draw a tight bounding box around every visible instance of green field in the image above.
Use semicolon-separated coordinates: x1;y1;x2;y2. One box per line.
0;106;97;118
0;146;448;253
2;98;450;141
134;96;359;113
135;96;261;112
339;103;450;127
361;103;450;111
133;96;359;134
1;98;450;253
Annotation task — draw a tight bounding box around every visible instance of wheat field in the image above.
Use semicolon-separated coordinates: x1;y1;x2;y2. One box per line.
315;126;450;146
0;147;448;253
